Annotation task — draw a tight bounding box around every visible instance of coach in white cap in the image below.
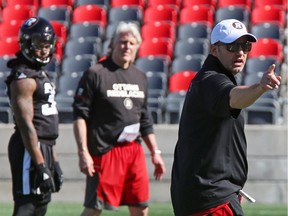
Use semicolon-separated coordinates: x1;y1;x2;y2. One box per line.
171;19;281;216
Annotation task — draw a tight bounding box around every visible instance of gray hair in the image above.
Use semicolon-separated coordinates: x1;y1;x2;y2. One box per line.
107;22;142;55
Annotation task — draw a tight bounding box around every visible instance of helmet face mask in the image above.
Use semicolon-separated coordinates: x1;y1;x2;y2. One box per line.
19;17;56;65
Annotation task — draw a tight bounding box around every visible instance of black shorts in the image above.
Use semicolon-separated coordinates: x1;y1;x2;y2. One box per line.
8;131;55;204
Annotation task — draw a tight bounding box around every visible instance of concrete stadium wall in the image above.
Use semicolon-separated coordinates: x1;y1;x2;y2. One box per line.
0;124;287;205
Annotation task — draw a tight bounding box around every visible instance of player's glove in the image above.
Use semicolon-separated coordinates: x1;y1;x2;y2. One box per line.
34;163;55;193
53;161;64;192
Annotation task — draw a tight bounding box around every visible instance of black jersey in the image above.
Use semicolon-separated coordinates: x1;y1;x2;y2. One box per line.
6;52;59;142
171;55;248;215
73;57;154;156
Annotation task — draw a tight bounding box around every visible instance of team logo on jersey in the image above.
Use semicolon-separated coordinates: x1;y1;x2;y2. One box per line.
124;98;133;110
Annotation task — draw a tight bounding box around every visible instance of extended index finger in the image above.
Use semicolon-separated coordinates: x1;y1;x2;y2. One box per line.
267;64;276;75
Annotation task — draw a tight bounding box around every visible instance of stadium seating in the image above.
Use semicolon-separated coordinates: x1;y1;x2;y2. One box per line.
217;0;252;10
5;0;39;9
72;4;107;27
111;0;145;10
57;72;83;98
144;5;178;24
251;5;286;28
2;5;35;23
215;6;250;26
74;0;109;9
0;0;286;125
0;20;23;40
141;22;176;43
169;70;196;93
248;38;284;62
56;72;83;123
165;91;186;124
108;5;143;26
173;38;210;59
253;0;287;9
0;37;19;57
41;0;74;9
146;0;181;11
179;5;214;27
177;23;211;40
244;99;282;124
69;22;104;42
64;38;100;61
50;21;68;44
135;56;169;74
171;55;204;74
182;0;217;10
61;56;95;75
38;6;72;27
251;23;285;42
245;57;281;76
138;38;174;62
146;71;168;97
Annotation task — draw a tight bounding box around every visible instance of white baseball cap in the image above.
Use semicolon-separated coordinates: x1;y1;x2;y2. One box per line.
211;19;257;44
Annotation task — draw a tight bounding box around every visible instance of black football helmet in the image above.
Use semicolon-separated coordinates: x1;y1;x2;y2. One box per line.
19;17;56;65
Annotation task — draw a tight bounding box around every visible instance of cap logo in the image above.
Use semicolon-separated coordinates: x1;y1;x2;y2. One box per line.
232;22;243;29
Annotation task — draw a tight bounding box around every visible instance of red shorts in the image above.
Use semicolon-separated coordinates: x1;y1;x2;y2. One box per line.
190;202;233;216
89;141;149;209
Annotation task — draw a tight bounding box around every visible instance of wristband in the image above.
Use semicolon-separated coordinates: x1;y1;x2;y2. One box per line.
153;149;162;155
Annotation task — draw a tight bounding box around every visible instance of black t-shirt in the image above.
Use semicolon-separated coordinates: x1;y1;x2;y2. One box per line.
6;52;59;142
73;57;154;156
171;55;248;215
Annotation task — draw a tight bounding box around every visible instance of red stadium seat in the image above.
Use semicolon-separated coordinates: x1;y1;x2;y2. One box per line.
253;0;287;9
54;39;64;61
141;22;176;43
5;0;39;10
169;71;197;93
50;21;68;44
0;38;19;56
251;5;286;28
180;5;214;27
182;0;217;10
138;38;174;62
217;0;252;10
72;4;107;27
2;5;35;23
249;38;283;62
144;5;178;24
111;0;145;9
147;0;181;11
41;0;74;8
0;20;23;40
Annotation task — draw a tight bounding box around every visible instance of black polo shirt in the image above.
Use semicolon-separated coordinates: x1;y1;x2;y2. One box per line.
171;55;248;215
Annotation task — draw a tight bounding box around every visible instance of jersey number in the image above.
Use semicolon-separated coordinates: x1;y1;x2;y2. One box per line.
42;83;58;116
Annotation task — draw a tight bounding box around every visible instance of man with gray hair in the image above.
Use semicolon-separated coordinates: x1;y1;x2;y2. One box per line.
73;22;166;216
171;19;281;215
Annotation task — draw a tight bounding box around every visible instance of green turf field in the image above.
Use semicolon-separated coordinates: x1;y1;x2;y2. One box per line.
0;202;287;216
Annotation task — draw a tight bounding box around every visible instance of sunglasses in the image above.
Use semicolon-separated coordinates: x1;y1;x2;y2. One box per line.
216;42;252;53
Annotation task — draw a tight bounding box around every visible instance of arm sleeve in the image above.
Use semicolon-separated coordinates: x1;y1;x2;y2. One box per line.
73;69;96;120
139;76;154;136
